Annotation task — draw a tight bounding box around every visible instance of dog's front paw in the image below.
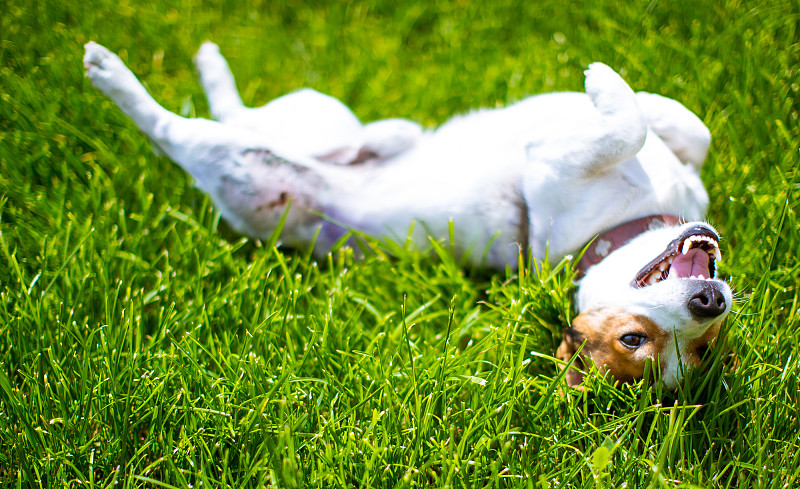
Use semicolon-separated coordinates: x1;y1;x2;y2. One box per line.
583;62;646;157
583;62;637;116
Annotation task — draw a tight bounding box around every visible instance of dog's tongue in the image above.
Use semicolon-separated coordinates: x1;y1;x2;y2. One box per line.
670;248;710;278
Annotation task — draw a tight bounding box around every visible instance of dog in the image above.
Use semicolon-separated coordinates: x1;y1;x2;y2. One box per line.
83;41;732;389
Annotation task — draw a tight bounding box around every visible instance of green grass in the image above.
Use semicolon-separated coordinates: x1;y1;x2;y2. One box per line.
1;0;799;486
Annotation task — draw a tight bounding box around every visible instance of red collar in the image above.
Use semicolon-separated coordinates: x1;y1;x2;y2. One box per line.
574;215;684;279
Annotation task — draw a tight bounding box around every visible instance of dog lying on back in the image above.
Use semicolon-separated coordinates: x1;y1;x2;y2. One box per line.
83;41;732;389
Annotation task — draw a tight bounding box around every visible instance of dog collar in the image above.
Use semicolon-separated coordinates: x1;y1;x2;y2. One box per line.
574;215;684;279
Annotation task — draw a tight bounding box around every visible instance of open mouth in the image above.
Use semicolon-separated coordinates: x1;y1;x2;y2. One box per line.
632;225;722;288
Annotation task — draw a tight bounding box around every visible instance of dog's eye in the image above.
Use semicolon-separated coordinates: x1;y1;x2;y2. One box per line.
620;334;646;348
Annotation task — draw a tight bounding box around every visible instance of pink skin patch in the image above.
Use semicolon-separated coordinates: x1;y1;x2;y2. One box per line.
670;248;710;278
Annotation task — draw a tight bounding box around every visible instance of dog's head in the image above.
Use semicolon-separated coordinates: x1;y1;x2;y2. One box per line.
559;222;732;389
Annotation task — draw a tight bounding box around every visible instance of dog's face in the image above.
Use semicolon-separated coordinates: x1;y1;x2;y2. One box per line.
560;222;732;389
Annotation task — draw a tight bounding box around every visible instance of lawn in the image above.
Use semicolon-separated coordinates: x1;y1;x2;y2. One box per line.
1;0;799;486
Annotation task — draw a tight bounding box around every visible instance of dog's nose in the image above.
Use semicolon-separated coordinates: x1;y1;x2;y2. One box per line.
688;281;727;319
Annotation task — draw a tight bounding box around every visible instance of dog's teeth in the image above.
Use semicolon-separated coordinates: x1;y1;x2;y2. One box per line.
681;235;721;256
658;262;667;271
668;266;678;280
698;274;705;280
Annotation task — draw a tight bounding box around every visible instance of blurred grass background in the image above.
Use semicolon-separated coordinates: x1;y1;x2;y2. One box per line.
1;0;799;486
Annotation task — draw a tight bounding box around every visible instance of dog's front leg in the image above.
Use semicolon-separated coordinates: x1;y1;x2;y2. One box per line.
317;118;423;164
635;92;711;170
522;63;649;260
527;63;647;177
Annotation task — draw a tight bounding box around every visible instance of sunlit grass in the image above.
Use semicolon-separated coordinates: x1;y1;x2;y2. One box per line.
1;0;799;486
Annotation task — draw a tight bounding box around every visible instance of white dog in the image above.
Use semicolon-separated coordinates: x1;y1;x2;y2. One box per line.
83;41;731;388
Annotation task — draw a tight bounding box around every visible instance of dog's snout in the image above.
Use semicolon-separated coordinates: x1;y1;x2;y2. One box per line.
688;281;727;319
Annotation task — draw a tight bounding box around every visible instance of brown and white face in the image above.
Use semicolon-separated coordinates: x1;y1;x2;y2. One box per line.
559;223;732;389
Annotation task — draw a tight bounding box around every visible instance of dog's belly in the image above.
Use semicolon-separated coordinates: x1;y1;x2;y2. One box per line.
314;91;707;267
316;92;601;266
324;146;527;266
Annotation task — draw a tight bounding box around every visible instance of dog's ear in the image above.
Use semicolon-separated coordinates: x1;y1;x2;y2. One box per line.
557;327;586;387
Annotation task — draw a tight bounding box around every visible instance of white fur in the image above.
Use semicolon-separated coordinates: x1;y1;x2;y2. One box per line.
84;41;725;386
83;41;713;266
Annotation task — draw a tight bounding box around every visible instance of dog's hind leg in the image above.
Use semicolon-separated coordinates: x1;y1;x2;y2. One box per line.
84;42;263;172
192;42;421;164
84;42;330;244
193;42;364;159
194;41;247;122
84;42;178;140
635;92;711;170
